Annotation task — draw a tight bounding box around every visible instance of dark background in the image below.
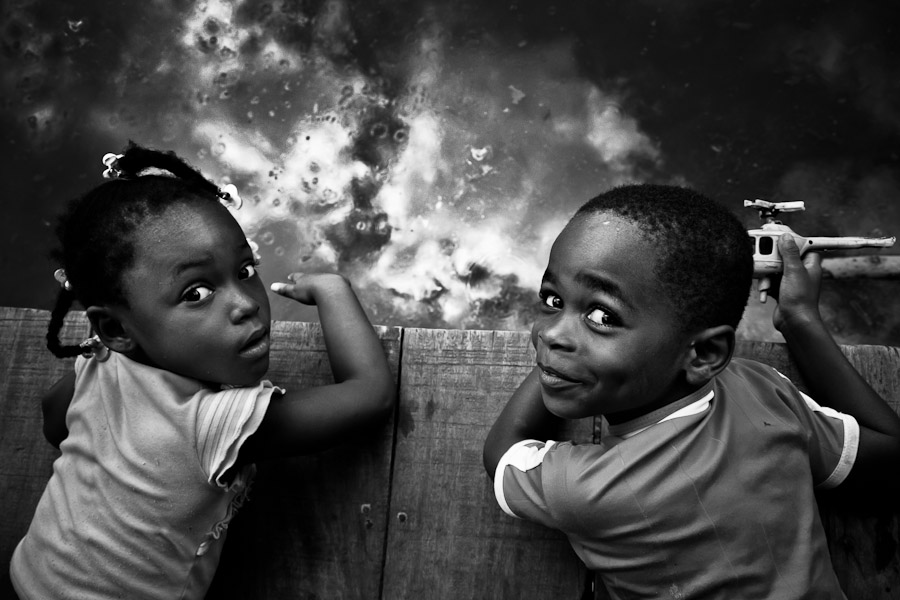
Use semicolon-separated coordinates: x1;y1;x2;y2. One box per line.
2;0;898;343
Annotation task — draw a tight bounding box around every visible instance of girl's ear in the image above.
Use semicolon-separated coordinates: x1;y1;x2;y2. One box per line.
684;325;735;386
85;306;136;354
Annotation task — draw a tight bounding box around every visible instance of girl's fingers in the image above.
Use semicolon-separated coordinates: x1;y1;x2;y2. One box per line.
271;273;306;293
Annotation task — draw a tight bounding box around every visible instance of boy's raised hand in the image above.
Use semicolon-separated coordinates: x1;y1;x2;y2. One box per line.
771;234;824;333
770;233;900;495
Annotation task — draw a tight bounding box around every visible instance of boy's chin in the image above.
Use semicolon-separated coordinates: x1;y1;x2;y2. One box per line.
541;393;597;420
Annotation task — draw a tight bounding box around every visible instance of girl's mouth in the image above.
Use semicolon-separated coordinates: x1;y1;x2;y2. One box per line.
239;331;270;359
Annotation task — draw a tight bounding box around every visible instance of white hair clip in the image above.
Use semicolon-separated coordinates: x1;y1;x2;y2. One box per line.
53;268;73;291
217;183;243;210
246;238;261;263
102;153;124;179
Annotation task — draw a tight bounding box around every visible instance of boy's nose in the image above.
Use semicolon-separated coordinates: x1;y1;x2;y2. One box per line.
536;314;578;350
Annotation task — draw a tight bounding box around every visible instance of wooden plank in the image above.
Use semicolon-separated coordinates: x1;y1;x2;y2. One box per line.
734;341;900;600
0;307;89;573
381;328;592;600
4;307;899;599
206;319;402;600
0;307;401;600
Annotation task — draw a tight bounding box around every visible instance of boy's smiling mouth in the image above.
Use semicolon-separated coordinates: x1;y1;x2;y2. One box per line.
537;363;581;387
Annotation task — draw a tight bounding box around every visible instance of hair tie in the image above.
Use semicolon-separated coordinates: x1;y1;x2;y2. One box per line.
218;183;243;210
102;153;124;179
79;335;110;361
53;268;73;291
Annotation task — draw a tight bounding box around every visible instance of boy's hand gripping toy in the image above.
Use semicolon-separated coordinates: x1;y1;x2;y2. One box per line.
746;199;896;302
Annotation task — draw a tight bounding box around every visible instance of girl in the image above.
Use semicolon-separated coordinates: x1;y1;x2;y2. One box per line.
8;143;396;599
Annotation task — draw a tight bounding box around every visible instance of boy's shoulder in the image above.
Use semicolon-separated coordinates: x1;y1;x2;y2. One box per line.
720;356;798;392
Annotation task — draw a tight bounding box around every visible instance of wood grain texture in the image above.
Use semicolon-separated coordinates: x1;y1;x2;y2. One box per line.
381;328;592;600
3;307;900;600
205;319;402;600
0;307;88;573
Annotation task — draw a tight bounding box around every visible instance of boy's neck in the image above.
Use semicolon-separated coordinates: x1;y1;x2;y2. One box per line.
604;380;707;426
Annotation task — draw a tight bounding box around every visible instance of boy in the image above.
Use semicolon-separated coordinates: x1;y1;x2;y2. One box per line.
483;184;900;598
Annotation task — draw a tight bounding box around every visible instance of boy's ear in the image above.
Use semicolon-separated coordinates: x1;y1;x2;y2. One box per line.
684;325;735;386
85;306;136;354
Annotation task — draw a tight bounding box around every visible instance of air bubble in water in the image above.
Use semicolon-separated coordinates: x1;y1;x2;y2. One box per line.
260;231;275;245
470;145;492;161
370;123;388;138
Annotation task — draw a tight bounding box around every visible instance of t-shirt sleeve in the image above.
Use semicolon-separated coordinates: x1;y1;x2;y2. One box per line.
772;369;859;489
494;439;571;529
194;380;283;488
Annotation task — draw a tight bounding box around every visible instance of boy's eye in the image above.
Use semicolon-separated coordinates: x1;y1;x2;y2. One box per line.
586;307;616;327
239;262;259;280
540;292;562;309
182;285;213;303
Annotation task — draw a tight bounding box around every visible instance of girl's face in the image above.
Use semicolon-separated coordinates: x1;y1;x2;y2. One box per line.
116;200;271;386
531;212;694;423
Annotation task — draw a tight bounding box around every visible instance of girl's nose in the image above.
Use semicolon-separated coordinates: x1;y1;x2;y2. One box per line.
229;287;260;323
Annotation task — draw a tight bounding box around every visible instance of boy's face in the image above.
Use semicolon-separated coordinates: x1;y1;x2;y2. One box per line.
115;201;272;387
532;212;694;423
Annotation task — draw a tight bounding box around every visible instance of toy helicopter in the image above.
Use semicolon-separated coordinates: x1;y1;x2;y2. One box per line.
746;199;896;302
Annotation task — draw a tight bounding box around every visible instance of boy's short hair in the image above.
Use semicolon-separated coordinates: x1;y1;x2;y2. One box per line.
574;184;753;333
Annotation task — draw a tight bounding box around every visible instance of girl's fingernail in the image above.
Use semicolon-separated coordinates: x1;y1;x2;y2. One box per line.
270;283;286;292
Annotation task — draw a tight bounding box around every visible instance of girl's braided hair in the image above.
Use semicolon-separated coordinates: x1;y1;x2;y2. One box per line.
47;142;224;358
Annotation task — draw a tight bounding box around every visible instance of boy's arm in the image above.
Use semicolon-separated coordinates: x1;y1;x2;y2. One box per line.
42;371;75;448
483;367;563;479
238;273;396;462
773;235;900;489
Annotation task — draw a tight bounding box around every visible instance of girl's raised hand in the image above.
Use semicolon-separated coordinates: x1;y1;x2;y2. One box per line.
270;272;349;306
235;270;395;460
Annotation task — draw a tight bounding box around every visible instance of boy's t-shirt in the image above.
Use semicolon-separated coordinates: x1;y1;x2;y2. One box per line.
494;358;858;599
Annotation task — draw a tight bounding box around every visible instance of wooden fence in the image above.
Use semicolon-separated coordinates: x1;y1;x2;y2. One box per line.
2;306;899;599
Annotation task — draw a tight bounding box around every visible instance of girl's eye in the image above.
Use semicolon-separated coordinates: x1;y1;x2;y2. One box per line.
182;285;213;303
586;307;617;327
239;263;259;280
540;292;562;309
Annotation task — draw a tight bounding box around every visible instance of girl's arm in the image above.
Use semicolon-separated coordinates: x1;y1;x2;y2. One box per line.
43;371;75;448
237;273;396;463
483;367;563;479
773;235;900;490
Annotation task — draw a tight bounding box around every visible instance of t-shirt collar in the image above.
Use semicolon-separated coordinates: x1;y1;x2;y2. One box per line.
606;380;716;439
